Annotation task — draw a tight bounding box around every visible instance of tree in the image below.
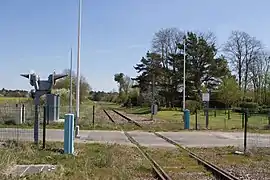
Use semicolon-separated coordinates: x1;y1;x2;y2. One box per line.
114;73;135;104
178;32;230;101
152;28;184;107
54;69;92;103
133;30;232;107
133;52;162;105
122;75;133;96
217;76;242;107
52;88;71;105
223;31;262;94
114;73;124;93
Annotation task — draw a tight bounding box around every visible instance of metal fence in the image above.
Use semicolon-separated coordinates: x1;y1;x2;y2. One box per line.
0;104;269;152
0;104;108;142
242;111;270;151
0;104;43;142
191;108;270;151
191;108;270;131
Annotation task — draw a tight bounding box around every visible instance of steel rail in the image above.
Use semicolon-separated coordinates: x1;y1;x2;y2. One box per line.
110;109;240;180
103;109;171;180
111;109;142;128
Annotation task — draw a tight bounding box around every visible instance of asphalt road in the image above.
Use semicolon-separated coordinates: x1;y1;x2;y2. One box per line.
0;128;269;148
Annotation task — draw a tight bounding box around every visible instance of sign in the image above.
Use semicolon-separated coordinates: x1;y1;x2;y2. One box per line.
203;101;208;108
202;93;210;102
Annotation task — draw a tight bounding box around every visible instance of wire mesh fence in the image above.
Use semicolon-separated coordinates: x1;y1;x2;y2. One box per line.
0;103;268;151
0;104;43;142
189;108;270;151
190;108;270;131
243;112;270;151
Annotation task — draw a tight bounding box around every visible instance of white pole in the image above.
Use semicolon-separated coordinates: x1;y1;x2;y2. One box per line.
75;0;82;137
183;34;186;111
69;48;73;113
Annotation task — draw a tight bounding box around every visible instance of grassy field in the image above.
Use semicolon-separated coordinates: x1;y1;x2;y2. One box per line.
0;97;29;104
99;102;270;132
0;141;213;180
0;141;268;179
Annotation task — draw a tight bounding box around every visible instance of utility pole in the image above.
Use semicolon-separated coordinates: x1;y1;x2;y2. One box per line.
75;0;82;137
183;35;186;111
69;48;73;113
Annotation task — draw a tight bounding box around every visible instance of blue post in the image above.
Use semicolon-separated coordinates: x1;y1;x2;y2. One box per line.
184;109;190;129
64;114;74;154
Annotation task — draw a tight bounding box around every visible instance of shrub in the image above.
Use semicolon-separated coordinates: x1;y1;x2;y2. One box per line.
239;102;259;113
185;100;201;114
239;102;258;109
232;107;243;113
258;108;270;114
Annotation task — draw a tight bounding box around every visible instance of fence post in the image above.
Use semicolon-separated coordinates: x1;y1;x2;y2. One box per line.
43;106;47;149
46;105;50;125
22;104;25;123
16;104;22;125
214;106;216;117
268;109;270;125
92;105;95;126
205;108;209;129
195;109;198;130
228;109;231;119
244;110;248;154
242;111;244;129
34;104;39;145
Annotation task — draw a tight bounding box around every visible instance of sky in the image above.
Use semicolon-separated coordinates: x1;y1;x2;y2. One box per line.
1;0;270;92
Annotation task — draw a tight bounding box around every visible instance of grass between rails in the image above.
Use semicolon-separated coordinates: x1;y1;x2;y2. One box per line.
0;141;216;180
143;147;212;180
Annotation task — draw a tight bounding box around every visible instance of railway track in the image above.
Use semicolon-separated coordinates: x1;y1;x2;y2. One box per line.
106;109;240;180
104;109;171;179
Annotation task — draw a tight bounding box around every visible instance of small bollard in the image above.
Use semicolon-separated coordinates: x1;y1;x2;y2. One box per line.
184;109;190;129
228;110;231;119
64;114;74;155
244;111;248;154
75;125;80;138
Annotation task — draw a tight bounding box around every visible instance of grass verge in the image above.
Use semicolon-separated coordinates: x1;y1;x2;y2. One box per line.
0;141;218;180
0;141;153;180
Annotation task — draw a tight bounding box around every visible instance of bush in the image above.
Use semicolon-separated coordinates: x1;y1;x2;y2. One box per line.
239;102;259;113
232;107;243;113
185;100;201;114
239;102;258;109
258;108;269;114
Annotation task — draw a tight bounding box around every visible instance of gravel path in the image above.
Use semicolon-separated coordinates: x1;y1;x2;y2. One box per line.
190;147;270;180
105;110;130;124
114;110;153;124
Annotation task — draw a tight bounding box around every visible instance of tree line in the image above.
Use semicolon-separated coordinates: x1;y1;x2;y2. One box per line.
92;28;270;113
0;88;29;97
